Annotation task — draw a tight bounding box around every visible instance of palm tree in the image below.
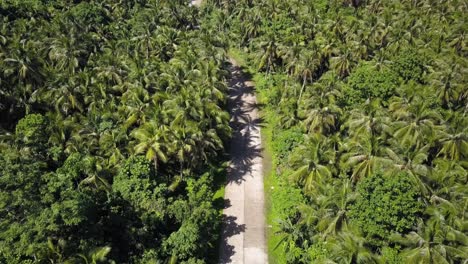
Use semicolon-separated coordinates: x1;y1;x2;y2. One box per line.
274;217;308;263
300;82;342;135
328;226;378;264
437;114;468;161
345;99;391;139
384;143;431;196
302;180;353;239
131;120;170;173
3;45;44;87
429;158;467;200
131;28;156;60
241;8;262;43
2;43;45;113
99;129;127;168
288;133;335;192
448;26;466;55
79;155;112;192
393;217;468;263
47;29;86;75
390;96;443;147
75;246;111;264
256;37;280;74
93;48;128;87
430;60;466;109
330;48;355;78
341;134;389;182
294;49;320;103
120;86;151;129
37;77;85;115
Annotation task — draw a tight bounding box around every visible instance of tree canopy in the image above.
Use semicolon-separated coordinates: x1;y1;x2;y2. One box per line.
203;0;468;262
0;0;229;262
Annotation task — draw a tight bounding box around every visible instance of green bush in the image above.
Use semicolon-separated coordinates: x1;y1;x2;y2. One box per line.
392;50;426;83
380;247;403;264
348;172;424;244
307;241;329;262
271;176;304;219
272;127;303;162
343;63;399;106
15;114;48;147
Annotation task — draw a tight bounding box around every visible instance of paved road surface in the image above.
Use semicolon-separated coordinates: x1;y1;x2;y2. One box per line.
219;59;267;264
190;1;267;262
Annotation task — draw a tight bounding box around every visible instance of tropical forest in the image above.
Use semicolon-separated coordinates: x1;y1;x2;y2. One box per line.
0;0;467;263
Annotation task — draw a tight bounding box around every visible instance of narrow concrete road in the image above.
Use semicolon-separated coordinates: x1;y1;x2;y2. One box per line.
189;1;267;262
219;59;267;264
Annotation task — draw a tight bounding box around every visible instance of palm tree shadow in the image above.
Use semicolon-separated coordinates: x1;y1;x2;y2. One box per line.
226;62;264;185
219;214;246;264
219;62;263;263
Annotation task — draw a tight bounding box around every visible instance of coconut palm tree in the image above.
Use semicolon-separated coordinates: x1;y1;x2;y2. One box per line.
384;143;431;196
341;133;390;182
47;29;87;75
288;133;335;192
430;59;466;109
330;48;356;78
345;99;391;139
308;180;353;239
437;114;468;161
256;37;280;74
300;82;342;135
390;96;443;147
393;217;468;263
131;121;170;173
79;155;111;192
294;49;320;103
328;226;378;264
76;246;111;264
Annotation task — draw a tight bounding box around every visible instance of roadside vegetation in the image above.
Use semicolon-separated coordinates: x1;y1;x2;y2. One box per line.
206;0;467;263
0;0;229;263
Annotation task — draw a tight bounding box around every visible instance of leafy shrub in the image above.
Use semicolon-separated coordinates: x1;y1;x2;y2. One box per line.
392;49;426;82
164;174;219;261
348;172;424;244
272;176;304;219
118;155;154;180
343;63;399;106
15;113;48;146
272;127;304;161
69;2;108;26
307;241;329;262
112;156;162;212
380;247;403;264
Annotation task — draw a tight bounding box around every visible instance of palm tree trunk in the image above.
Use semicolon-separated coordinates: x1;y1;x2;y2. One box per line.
298;75;307;105
180;161;183;178
153;156;158;176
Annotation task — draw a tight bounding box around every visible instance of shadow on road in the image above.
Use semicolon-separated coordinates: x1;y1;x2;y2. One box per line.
226;63;264;185
219;61;265;263
219;214;246;264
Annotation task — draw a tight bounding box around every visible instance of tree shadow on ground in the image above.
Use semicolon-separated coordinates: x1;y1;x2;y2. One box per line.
218;62;264;262
218;214;246;264
226;63;264;185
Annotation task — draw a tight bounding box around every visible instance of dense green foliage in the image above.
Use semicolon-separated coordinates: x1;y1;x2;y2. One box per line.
344;63;398;105
392;49;427;83
348;172;424;242
0;0;229;263
204;0;468;262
